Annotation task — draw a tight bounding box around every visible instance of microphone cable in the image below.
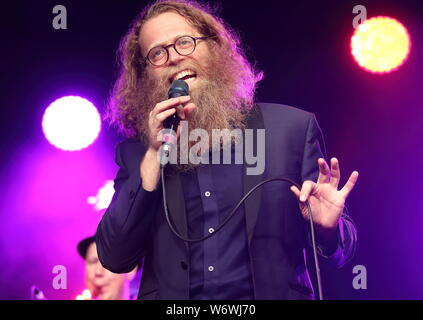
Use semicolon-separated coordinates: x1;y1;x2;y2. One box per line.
160;165;324;300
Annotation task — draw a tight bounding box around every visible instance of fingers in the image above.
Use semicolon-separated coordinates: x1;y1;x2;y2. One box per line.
150;96;191;127
176;102;196;120
317;158;330;184
150;95;191;122
152;97;195;123
330;157;341;188
340;170;359;198
153;108;176;124
316;157;341;188
154;95;191;115
148;96;196;150
299;180;316;202
183;102;196;118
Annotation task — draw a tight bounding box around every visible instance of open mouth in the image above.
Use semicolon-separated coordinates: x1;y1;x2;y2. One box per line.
170;69;197;83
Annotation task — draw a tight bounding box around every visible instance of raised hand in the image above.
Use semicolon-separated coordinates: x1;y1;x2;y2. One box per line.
290;158;359;233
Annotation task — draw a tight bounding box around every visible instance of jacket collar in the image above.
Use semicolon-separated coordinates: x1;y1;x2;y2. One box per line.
243;105;265;244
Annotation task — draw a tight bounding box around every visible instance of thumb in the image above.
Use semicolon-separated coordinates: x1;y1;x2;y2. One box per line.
183;103;196;119
290;185;309;220
290;185;301;199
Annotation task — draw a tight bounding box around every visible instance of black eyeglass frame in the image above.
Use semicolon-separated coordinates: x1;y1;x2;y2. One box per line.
144;35;216;66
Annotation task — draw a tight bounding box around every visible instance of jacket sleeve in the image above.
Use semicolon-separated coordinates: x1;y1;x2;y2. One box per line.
96;142;162;273
301;113;357;268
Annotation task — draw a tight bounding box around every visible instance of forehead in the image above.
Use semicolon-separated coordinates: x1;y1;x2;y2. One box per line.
139;11;198;54
85;242;97;259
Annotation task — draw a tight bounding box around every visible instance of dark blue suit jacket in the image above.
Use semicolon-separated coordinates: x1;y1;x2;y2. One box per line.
96;103;357;299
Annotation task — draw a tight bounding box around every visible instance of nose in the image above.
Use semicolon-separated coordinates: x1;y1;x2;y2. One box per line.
167;46;184;65
94;263;105;277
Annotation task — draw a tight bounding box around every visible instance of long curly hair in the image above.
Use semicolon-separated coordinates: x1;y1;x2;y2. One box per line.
105;0;263;138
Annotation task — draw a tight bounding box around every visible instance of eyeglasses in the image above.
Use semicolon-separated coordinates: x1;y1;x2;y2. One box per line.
145;35;215;66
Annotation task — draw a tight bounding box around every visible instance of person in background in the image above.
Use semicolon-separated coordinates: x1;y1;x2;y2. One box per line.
77;236;139;300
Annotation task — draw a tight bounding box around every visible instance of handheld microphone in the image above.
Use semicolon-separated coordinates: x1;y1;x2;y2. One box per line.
164;79;189;132
161;79;189;166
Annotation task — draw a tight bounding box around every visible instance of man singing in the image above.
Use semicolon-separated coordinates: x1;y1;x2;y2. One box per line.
96;0;359;299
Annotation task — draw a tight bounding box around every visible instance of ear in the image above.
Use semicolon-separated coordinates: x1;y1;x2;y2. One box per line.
125;267;138;281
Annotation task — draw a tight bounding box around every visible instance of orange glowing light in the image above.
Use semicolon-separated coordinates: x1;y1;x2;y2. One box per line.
351;16;411;73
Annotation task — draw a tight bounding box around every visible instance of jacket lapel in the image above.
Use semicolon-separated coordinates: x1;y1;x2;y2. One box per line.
163;168;188;247
243;105;265;245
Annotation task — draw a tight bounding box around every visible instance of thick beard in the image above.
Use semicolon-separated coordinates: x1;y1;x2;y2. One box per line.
136;47;252;172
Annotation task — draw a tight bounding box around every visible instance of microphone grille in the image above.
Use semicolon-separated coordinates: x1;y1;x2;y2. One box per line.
168;79;189;98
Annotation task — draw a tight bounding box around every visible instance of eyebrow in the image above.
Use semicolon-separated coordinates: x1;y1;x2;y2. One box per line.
146;33;197;53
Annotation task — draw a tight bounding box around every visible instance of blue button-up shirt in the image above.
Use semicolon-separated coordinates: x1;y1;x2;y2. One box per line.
180;150;254;300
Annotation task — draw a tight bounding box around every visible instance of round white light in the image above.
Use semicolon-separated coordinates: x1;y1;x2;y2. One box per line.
42;96;101;151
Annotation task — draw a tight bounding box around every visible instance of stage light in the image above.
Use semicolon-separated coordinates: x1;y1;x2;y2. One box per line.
42;96;101;151
75;289;92;300
87;180;115;212
82;289;92;300
351;16;411;73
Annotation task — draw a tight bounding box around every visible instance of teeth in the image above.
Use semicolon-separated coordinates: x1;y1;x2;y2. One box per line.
173;69;196;81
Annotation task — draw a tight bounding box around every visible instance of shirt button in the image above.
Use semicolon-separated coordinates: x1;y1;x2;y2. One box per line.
208;228;215;234
204;191;211;197
208;266;214;272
